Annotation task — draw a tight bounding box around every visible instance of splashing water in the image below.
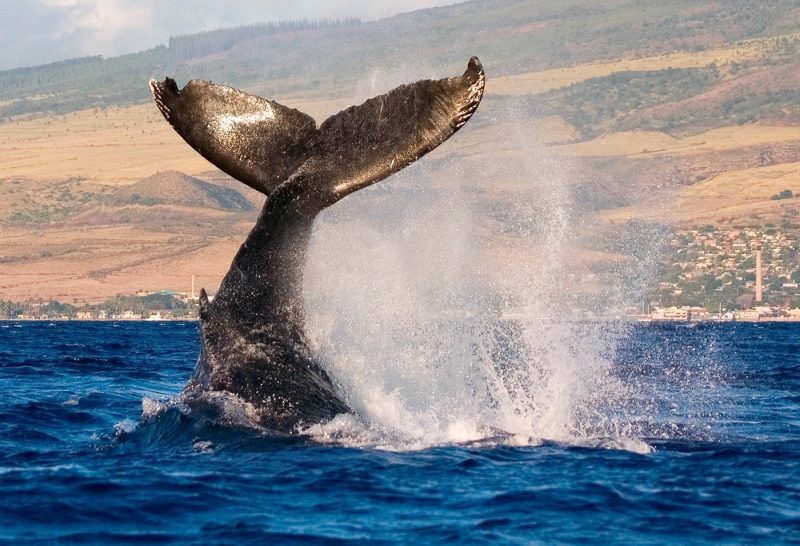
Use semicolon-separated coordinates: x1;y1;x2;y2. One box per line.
302;101;647;452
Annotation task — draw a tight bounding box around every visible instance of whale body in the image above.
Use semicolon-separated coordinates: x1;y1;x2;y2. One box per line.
149;58;485;432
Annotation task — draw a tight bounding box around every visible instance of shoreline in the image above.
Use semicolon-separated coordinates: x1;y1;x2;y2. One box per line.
632;316;800;323
0;318;198;322
4;316;800;324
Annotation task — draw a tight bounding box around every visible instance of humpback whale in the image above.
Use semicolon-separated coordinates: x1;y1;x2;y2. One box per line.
149;58;485;432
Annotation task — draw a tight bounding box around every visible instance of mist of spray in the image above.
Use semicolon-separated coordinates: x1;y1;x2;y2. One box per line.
298;77;649;450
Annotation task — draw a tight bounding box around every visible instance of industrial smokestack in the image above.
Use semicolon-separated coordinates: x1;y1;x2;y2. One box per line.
755;243;763;303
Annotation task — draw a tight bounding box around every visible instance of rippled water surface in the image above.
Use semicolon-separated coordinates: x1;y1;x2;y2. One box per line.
0;321;798;544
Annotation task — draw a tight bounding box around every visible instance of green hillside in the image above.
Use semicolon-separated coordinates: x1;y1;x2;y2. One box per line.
1;0;799;123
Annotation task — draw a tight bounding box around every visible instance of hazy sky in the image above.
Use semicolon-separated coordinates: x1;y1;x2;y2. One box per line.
0;0;461;71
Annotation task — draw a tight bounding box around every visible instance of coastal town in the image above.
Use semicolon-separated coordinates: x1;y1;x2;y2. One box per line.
634;225;800;322
3;227;800;323
0;290;201;321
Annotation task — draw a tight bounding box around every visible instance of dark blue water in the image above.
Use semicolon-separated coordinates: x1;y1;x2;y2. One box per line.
1;321;798;544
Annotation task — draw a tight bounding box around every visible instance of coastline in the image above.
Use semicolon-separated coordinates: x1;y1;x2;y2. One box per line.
5;315;800;324
0;317;198;322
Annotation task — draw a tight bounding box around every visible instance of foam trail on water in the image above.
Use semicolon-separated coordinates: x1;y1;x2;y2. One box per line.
302;94;647;452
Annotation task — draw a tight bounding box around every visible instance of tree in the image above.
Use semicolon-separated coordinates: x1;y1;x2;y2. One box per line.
771;189;794;200
701;275;722;292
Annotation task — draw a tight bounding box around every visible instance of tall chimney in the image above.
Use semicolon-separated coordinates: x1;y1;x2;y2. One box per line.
755;243;763;303
191;274;195;302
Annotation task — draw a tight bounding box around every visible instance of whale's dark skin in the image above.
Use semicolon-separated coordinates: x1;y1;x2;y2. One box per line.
149;58;485;432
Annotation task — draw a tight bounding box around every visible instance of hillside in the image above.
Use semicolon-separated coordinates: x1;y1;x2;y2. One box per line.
2;0;800;120
1;0;800;307
113;171;253;211
0;170;256;227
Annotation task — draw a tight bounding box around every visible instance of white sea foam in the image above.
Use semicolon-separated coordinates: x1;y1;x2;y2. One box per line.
114;418;138;435
141;397;168;418
192;440;215;453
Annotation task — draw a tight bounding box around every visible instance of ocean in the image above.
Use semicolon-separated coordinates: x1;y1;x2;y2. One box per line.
0;320;797;544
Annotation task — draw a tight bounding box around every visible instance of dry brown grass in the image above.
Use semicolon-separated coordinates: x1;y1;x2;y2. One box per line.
600;162;800;226
490;34;799;96
0;105;209;185
679;162;800;199
552;125;800;158
0;223;242;302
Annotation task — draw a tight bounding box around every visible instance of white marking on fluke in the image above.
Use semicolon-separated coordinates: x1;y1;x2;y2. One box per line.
214;109;276;133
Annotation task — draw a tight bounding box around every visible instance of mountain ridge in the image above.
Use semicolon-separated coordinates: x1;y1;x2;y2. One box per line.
2;0;800;121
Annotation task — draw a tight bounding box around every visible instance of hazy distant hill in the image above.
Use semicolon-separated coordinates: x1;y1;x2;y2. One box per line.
113;171;253;211
0;170;255;230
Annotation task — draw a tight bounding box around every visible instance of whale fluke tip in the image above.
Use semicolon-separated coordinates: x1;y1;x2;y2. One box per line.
463;57;484;88
149;77;181;120
467;56;482;74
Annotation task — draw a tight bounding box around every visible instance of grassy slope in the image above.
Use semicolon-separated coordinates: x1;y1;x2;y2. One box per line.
1;0;799;117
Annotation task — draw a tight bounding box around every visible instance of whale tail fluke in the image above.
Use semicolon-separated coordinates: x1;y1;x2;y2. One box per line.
149;57;484;208
300;57;485;206
149;58;485;432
